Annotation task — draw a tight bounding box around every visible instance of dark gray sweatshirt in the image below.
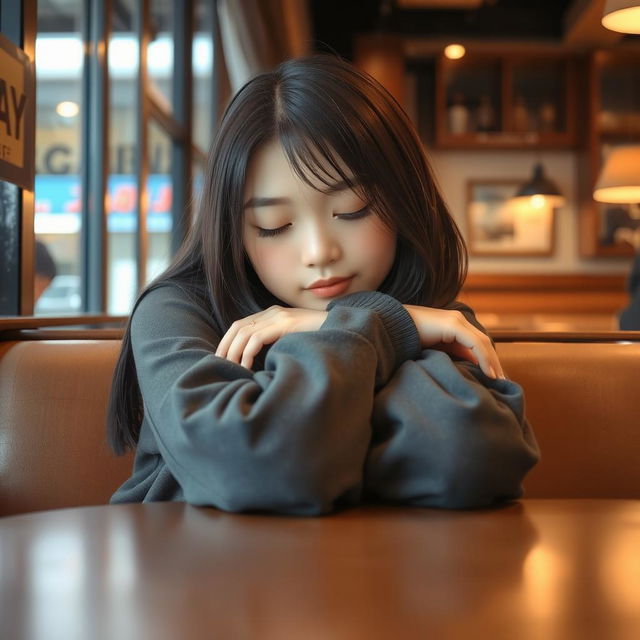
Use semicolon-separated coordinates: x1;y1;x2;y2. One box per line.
111;284;540;515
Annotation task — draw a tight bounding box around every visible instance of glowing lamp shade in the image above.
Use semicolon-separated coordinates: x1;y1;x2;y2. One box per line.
513;163;565;208
602;0;640;33
593;145;640;203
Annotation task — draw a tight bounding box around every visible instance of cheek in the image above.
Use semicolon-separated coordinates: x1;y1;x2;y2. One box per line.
248;243;292;282
355;224;397;266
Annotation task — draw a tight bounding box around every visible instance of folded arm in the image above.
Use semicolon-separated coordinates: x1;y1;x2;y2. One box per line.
130;285;421;515
364;313;540;509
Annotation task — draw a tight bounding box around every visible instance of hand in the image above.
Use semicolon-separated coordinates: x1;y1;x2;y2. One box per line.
403;305;504;379
215;306;328;370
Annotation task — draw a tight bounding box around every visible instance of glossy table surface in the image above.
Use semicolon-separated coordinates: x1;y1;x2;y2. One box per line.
1;499;640;640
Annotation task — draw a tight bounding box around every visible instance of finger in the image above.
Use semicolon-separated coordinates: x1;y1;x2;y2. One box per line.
470;337;502;379
491;349;505;379
431;342;478;365
216;318;256;359
475;333;505;378
225;324;258;365
238;327;282;370
239;330;275;370
216;307;283;358
215;323;239;359
451;326;501;378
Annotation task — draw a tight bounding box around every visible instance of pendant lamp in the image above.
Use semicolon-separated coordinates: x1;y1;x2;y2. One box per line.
602;0;640;34
598;5;640;203
593;145;640;203
513;163;565;208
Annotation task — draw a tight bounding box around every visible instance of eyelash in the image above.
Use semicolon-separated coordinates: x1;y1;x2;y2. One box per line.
255;206;372;238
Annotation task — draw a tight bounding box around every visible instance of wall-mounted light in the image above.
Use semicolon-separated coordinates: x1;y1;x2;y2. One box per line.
594;145;640;203
56;101;79;118
602;0;640;34
512;163;565;208
444;44;466;60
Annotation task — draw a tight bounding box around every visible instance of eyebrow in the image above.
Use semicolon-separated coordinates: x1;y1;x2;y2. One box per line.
243;178;357;210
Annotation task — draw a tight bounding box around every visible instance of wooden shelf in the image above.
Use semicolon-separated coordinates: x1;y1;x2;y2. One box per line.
437;131;574;149
433;51;576;150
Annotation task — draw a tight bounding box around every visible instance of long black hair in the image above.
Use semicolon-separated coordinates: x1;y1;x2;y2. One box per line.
107;54;467;454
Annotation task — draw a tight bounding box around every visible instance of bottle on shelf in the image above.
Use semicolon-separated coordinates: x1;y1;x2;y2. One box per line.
539;100;557;133
475;95;496;132
513;94;531;132
447;92;469;134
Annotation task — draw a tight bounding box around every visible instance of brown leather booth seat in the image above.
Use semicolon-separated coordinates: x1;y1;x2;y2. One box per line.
498;341;639;499
0;339;133;517
0;337;638;517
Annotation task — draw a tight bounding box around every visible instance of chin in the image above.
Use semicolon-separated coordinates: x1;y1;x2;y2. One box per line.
303;300;329;311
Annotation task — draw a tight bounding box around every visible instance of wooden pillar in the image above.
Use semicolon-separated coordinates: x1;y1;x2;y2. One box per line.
353;34;406;108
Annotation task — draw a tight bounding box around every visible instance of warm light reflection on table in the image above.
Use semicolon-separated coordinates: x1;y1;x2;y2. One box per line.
1;499;640;639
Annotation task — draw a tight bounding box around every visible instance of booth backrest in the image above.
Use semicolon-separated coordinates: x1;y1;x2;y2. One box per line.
498;341;639;499
0;337;638;516
0;339;133;517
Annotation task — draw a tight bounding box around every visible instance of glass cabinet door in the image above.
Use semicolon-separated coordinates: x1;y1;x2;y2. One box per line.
433;52;575;149
509;59;567;135
441;56;501;137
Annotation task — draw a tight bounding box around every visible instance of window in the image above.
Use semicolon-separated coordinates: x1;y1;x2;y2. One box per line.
34;0;84;315
0;0;217;318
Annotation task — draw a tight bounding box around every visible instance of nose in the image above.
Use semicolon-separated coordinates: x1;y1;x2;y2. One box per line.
300;221;342;268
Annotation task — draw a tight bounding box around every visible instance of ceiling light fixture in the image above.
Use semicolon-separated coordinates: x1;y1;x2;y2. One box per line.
444;43;466;60
602;0;640;34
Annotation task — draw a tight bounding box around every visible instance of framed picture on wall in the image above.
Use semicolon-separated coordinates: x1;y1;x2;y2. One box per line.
465;180;556;256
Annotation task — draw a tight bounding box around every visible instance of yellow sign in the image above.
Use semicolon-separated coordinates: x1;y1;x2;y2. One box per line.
0;33;35;190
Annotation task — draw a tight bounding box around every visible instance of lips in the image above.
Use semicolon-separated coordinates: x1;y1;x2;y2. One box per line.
306;276;354;299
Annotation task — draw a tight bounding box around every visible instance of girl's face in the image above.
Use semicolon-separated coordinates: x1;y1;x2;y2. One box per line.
242;140;397;310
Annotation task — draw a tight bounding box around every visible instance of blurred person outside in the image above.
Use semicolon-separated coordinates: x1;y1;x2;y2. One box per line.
34;240;57;302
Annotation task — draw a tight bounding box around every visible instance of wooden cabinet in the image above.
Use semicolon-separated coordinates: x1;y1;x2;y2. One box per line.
432;52;576;149
579;50;640;257
407;45;640;260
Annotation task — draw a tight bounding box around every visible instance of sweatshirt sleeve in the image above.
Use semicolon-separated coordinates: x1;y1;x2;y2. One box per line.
129;285;421;515
363;304;540;510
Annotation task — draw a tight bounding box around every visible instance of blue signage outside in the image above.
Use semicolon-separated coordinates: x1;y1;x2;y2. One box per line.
34;174;173;232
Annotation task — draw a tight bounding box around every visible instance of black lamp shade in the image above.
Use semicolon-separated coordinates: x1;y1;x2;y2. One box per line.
515;163;565;204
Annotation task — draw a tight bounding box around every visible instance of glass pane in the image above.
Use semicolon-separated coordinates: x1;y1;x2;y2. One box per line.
107;0;139;315
146;120;173;284
512;60;566;133
443;57;501;135
34;0;84;315
0;181;20;315
192;0;214;152
148;0;174;111
598;61;640;135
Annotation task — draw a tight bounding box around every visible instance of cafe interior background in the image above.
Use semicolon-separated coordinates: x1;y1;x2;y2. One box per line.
2;0;640;334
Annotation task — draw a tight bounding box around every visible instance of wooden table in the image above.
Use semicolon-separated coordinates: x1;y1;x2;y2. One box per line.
1;499;640;639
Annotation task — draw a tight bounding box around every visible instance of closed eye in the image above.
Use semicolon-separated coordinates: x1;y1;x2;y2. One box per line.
334;205;371;220
256;224;291;238
255;206;372;238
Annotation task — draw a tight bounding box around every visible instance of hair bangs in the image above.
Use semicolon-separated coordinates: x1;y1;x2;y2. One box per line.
278;130;356;193
276;88;375;196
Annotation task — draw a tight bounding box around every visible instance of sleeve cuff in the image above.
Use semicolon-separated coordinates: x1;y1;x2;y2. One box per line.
327;291;421;366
